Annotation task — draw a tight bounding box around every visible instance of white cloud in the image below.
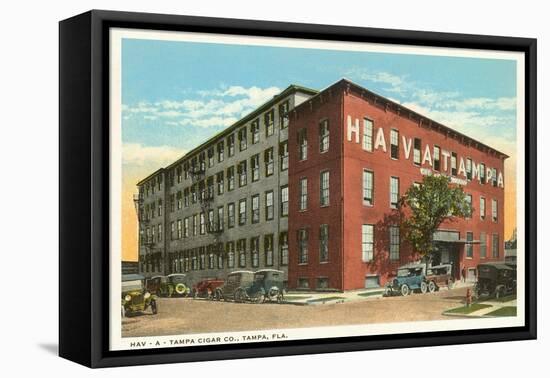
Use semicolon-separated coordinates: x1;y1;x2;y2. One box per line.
122;143;186;167
123;85;281;129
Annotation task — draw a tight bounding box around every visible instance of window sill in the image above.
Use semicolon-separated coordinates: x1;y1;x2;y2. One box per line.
298;263;308;266
320;204;330;208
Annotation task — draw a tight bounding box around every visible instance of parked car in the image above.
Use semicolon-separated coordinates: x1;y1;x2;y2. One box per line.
191;278;225;299
214;271;254;301
145;275;164;295
147;274;190;297
425;264;455;292
475;262;516;299
234;269;285;303
121;274;157;317
384;264;427;296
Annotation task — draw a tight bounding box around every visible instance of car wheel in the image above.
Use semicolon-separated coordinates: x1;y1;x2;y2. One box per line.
151;300;158;315
495;287;505;299
428;281;437;293
191;288;198;299
251;292;264;304
207;288;213;300
276;293;284;303
234;289;246;303
420;281;428;294
384;286;393;297
400;284;410;296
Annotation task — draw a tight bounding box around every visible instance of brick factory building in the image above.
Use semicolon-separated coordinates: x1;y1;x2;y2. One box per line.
287;79;506;291
135;78;506;292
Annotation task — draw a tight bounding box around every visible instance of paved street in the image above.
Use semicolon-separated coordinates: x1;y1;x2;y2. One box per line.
122;286;471;337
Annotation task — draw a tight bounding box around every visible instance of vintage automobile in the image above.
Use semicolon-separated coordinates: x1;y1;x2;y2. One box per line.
214;271;254;302
121;274;157;317
191;278;225;299
384;264;427;296
425;264;455;292
475;262;517;299
147;274;190;297
234;269;285;303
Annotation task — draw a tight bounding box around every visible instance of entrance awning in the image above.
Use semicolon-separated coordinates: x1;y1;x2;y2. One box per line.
433;230;479;244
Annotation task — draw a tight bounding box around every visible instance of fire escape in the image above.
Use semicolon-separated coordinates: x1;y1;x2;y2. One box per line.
133;191;156;274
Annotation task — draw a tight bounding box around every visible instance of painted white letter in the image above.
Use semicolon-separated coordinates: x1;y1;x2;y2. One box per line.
402;136;412;160
347;115;360;143
458;157;467;177
441;150;450;172
422;144;432;166
374;127;387;152
498;172;504;188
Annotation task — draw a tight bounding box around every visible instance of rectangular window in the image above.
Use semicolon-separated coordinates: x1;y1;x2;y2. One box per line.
480;232;487;258
362;224;374;262
199;152;206;171
466;232;474;258
157;200;163;217
151;226;155;243
389;226;400;261
363;170;374;206
279;100;290;129
238;127;247;151
191;184;197;203
183;188;189;207
238;239;246;267
208;209;214;232
466;158;473;180
217;171;224;195
251;119;260;144
251;154;260;182
199;248;206;270
238;161;247;187
280;232;289;265
319;119;330;152
208;147;215;167
264;234;274;266
227;242;235;268
177;191;182;210
298;128;308;160
390;176;399;208
265;191;274;221
177;219;182;239
207;176;214;199
320;170;330;206
466;194;473;218
208;250;215;269
265;109;275;137
170;194;175;212
265;148;274;176
170;221;175;240
298;229;308;264
250;237;260;268
239;198;247;225
480;163;486;184
227;166;235;191
492;199;498;222
319;224;329;262
177;166;182;184
184;217;189;238
413;138;421;165
492;234;500;258
227;134;235;157
217;246;224;269
363;118;373;152
279;141;289;171
200;213;205;235
228;203;235;228
217;141;224;162
193;214;198;236
280;185;289;217
492;168;498;187
433;146;441;171
183;162;189;179
217;206;224;232
251;194;260;224
299;177;308;211
451;152;457;176
480;197;486;220
390;129;399;159
158;224;162;242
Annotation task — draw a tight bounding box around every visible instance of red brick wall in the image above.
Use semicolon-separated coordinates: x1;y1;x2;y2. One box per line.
288;82;506;291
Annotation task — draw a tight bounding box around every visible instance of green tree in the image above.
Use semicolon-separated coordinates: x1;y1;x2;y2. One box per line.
401;175;471;259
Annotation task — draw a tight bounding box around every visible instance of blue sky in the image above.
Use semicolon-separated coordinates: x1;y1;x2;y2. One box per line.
121;37;517;169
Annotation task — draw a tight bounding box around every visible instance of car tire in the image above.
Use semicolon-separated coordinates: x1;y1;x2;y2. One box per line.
234;289;246;303
420;281;428;294
428;281;437;293
495;286;505;299
384;286;393;297
400;284;410;296
151;300;158;314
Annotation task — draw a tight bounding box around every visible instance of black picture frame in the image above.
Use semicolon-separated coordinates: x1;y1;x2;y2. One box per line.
59;9;537;368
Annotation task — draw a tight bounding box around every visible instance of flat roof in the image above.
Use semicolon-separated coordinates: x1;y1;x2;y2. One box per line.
293;78;509;159
137;84;317;186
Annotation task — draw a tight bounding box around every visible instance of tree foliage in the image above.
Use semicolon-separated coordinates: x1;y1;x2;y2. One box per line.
400;175;471;258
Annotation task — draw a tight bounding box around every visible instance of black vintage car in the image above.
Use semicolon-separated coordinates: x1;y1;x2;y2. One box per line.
234;269;285;303
474;262;516;299
214;271;255;302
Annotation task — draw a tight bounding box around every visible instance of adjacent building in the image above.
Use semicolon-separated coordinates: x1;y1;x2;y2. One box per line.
135;85;318;284
135;78;507;292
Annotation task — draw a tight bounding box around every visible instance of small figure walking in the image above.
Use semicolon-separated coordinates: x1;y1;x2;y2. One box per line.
461;265;466;283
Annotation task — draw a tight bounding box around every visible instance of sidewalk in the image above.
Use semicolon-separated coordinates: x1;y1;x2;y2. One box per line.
442;296;517;318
